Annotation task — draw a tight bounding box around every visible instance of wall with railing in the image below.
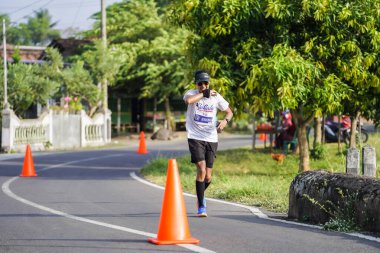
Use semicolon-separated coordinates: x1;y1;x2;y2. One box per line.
1;108;111;152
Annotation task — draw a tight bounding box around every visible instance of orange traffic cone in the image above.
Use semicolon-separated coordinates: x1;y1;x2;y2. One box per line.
259;133;268;141
20;144;37;177
148;159;199;245
137;131;148;154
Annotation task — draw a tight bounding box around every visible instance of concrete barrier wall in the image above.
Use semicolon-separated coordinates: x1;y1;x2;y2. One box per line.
2;109;111;152
288;171;380;232
52;114;81;149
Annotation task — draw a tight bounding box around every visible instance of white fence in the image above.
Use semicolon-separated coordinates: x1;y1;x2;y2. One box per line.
1;108;111;152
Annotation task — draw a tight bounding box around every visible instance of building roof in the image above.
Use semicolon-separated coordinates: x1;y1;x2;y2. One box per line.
1;38;93;64
0;44;46;62
46;38;92;58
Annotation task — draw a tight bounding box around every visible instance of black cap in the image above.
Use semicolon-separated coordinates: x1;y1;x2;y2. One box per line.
195;70;210;84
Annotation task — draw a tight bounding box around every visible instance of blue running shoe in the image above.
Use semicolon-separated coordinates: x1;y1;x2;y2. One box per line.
196;198;207;208
197;206;207;217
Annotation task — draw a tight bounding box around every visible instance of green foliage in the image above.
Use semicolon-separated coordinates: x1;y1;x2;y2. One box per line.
168;0;380;171
141;134;379;214
139;27;190;101
61;61;98;108
5;49;61;115
323;216;359;232
0;47;99;117
142;148;297;213
1;10;60;46
304;189;361;232
168;0;373;117
84;0;190;99
68;97;83;112
73;40;125;114
81;0;192;128
11;47;21;63
7;63;37;115
80;40;124;87
87;0;163;43
310;143;327;160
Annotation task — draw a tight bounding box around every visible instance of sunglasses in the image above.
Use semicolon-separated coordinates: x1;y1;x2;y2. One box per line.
197;81;209;86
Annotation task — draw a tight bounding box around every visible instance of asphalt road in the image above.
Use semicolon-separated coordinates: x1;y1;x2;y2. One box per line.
0;135;379;253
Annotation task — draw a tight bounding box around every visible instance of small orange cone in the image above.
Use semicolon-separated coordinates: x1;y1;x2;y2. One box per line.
137;131;148;154
259;133;268;141
20;144;37;177
148;159;199;245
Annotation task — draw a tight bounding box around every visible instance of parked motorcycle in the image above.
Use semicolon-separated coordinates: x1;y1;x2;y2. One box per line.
343;123;369;145
324;119;369;144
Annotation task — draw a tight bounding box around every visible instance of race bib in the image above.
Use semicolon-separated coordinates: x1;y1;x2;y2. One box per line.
194;102;214;126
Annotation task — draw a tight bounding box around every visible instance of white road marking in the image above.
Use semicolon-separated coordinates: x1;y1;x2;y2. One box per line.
3;152;379;245
1;155;216;253
131;172;380;244
131;172;269;219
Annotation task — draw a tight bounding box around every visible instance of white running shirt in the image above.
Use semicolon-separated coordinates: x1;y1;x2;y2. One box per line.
183;89;229;142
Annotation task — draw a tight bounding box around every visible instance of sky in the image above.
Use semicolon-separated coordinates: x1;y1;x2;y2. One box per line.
0;0;122;31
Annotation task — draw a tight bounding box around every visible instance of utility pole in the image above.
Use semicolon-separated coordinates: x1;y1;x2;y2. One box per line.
100;0;110;143
101;0;108;111
2;19;8;109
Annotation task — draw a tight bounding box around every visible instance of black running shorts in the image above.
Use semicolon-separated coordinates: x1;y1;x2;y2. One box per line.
188;139;218;168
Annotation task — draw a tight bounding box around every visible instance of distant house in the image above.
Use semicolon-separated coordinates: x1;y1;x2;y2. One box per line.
44;38;92;59
0;38;92;63
0;44;45;63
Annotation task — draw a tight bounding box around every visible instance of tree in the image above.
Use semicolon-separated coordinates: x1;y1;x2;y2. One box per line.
251;45;349;171
0;47;101;117
299;0;380;148
168;0;379;172
2;48;62;116
79;40;124;116
139;27;190;130
61;61;99;113
84;0;190;130
1;10;60;46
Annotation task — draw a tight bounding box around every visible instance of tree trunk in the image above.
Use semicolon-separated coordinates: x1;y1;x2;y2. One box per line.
88;81;103;117
338;114;342;153
164;97;175;131
313;117;322;149
88;106;97;117
102;79;108;111
321;115;325;145
298;124;310;172
152;97;157;132
252;117;256;151
349;112;360;148
292;109;311;172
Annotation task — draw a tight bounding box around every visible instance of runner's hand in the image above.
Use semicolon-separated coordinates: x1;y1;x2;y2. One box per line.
217;119;227;133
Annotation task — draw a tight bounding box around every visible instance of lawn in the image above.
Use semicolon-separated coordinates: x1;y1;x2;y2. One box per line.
140;133;380;213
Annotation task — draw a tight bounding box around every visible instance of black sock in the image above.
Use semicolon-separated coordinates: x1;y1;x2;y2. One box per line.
196;180;205;207
205;180;211;190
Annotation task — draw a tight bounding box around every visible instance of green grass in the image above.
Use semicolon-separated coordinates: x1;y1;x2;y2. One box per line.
140;133;380;214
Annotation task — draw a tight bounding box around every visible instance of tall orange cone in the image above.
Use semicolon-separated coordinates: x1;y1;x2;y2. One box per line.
137;131;148;154
148;159;199;245
20;144;37;177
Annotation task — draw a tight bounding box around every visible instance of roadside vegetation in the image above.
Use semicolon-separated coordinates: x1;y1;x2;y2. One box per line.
140;133;380;214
